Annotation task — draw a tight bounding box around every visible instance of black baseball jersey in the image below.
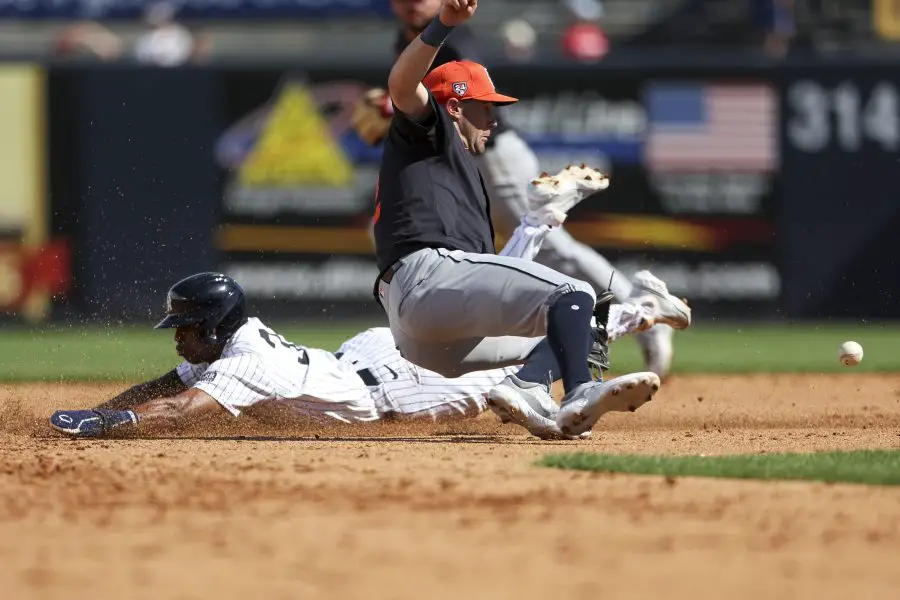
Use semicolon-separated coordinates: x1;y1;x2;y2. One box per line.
393;26;510;140
372;93;495;275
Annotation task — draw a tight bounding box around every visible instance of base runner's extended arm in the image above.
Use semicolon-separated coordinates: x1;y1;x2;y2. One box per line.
95;370;187;411
49;386;228;439
129;387;227;434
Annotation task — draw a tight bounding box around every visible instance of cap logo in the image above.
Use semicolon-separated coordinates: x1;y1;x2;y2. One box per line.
452;81;468;96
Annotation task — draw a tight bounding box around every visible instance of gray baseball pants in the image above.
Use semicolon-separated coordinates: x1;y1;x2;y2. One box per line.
376;247;596;378
475;130;633;301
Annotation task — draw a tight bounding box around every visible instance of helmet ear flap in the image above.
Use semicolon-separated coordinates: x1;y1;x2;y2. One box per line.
199;323;219;347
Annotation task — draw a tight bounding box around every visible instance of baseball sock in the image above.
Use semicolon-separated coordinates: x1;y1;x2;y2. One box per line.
515;339;559;389
546;291;594;393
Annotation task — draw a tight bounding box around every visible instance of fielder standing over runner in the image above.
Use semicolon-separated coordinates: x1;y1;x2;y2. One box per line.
352;0;681;378
370;0;671;438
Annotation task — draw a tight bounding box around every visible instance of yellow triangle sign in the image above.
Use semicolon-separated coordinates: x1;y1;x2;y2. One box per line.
238;82;354;187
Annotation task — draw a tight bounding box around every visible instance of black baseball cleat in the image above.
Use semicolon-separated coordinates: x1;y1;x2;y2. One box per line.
587;290;614;381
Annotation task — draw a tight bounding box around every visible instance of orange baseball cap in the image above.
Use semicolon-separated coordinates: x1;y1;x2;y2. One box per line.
423;60;518;106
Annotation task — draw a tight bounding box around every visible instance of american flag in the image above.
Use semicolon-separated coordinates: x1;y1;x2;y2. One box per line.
644;83;778;171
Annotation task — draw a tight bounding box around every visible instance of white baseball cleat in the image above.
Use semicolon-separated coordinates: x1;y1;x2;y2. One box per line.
488;375;591;440
556;372;661;437
628;270;691;330
635;324;675;379
525;165;610;227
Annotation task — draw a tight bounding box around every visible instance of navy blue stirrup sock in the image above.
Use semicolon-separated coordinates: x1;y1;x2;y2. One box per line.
515;339;560;389
546;291;595;393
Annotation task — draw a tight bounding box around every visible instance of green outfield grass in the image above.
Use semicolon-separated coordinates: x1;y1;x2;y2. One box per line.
0;320;897;381
538;450;900;486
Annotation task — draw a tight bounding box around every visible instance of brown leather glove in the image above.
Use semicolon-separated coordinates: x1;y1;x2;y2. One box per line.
351;87;394;146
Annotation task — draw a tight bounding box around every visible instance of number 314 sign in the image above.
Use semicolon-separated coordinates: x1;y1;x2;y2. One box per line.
787;79;900;153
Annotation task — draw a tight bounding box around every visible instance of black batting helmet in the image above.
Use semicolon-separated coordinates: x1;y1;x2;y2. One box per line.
154;272;247;346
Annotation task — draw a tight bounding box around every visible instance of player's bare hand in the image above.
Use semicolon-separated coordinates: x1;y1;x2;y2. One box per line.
439;0;477;26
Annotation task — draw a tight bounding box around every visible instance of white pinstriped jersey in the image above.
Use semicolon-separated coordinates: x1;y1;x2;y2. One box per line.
170;221;647;425
335;327;517;421
176;318;377;422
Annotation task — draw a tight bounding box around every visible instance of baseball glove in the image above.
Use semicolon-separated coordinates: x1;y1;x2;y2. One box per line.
351;87;394;146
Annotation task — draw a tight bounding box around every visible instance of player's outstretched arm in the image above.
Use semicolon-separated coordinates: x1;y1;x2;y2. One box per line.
388;0;477;120
94;369;187;411
129;388;227;434
49;387;228;438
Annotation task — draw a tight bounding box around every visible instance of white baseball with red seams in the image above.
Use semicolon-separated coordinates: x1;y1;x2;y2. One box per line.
838;341;864;366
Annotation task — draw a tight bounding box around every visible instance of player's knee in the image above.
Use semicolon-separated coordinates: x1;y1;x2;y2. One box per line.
547;280;597;307
573;279;597;301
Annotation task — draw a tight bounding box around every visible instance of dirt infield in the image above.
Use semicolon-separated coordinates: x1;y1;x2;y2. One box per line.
2;373;900;600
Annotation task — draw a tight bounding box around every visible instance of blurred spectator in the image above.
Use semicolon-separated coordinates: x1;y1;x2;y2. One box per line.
53;20;124;61
54;2;211;66
560;0;609;63
501;19;538;63
751;0;795;57
133;2;206;66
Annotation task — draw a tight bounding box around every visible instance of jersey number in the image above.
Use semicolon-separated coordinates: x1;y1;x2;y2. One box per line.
258;329;309;365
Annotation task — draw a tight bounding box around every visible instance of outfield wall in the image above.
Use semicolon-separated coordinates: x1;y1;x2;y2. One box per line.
3;58;899;324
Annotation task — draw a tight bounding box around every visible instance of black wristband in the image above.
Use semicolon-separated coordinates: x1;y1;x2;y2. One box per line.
420;16;455;47
95;408;139;432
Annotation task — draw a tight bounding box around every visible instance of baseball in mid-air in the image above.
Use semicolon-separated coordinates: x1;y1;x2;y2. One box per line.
838;341;864;366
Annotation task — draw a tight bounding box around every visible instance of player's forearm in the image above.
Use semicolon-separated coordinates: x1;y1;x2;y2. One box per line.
130;398;190;433
131;388;225;433
388;36;441;117
95;370;186;411
51;384;226;439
